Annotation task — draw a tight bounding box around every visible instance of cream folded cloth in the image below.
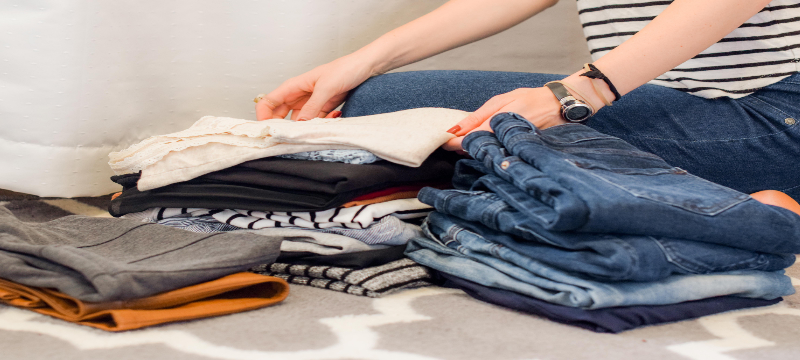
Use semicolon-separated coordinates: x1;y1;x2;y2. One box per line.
109;108;468;191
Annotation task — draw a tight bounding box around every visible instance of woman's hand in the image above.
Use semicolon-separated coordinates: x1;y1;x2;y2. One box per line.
442;87;567;151
255;0;559;122
255;54;379;121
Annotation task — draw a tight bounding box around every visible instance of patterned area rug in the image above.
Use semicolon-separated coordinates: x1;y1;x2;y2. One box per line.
2;190;800;360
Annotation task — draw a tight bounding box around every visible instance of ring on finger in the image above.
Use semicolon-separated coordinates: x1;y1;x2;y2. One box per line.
253;94;279;108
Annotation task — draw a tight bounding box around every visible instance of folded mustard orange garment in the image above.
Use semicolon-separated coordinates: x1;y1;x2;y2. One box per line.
0;272;289;331
340;190;421;208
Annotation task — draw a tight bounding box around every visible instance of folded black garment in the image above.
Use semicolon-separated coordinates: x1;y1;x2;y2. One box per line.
108;183;385;216
439;273;782;333
204;149;460;194
109;150;458;216
276;246;408;269
113;150;459;194
0;206;282;302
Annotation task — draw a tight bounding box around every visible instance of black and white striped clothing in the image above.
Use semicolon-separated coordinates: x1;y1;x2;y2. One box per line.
123;198;432;230
577;0;800;98
250;259;432;297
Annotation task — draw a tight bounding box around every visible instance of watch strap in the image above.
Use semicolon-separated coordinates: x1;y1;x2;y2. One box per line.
545;82;572;102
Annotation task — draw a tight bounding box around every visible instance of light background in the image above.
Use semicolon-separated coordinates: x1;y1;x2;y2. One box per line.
0;0;591;197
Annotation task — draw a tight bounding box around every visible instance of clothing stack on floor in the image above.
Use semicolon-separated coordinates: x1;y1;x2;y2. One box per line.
0;206;288;331
406;112;800;333
107;108;467;298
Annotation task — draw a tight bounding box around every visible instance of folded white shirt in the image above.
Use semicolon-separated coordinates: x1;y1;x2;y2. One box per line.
108;108;468;191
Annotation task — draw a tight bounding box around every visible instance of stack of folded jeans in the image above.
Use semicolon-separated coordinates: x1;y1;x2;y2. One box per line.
406;112;800;332
107;109;467;296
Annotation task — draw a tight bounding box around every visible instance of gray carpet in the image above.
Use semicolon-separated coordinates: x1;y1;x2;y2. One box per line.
2;192;799;360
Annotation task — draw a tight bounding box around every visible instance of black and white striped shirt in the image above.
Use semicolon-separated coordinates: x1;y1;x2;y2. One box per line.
577;0;800;98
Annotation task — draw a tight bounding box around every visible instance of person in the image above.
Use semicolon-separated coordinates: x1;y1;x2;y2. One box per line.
254;0;800;207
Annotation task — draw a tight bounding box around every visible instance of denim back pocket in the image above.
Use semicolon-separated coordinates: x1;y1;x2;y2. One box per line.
569;157;750;216
653;238;772;274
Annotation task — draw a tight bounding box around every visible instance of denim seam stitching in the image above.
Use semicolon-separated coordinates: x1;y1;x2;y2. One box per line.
577;165;750;216
614;123;796;142
780;182;800;192
607;238;638;280
652;238;698;274
653;238;762;274
605;94;796;142
742;95;793;119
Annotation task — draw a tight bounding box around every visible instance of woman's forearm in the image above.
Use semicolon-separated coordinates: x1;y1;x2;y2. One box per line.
357;0;559;75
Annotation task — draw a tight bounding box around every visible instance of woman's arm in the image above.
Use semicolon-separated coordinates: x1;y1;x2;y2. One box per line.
363;0;559;75
257;0;558;121
445;0;776;149
590;0;775;97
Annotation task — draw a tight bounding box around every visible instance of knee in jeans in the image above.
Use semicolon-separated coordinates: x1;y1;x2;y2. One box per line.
750;190;800;216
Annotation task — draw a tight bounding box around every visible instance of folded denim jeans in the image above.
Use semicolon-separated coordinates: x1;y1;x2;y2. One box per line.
458;113;800;254
405;219;794;309
438;272;782;334
420;208;793;282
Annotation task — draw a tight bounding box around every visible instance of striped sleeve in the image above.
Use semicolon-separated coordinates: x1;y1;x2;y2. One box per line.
576;0;800;98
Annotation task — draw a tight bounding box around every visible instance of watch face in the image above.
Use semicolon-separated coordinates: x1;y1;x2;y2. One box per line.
565;105;591;121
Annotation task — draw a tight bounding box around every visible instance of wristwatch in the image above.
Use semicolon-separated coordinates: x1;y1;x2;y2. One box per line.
544;81;594;123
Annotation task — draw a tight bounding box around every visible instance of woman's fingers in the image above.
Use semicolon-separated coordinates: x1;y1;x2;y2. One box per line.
295;84;339;121
451;95;512;136
256;75;314;120
255;95;282;120
324;110;343;118
272;103;291;119
441;136;464;152
442;94;512;151
442;117;494;152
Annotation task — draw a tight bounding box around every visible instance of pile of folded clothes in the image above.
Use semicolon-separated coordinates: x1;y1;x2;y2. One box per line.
106;108;467;298
0;206;289;331
406;112;800;333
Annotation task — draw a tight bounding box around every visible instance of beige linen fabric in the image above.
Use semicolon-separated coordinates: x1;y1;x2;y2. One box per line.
109;108;467;191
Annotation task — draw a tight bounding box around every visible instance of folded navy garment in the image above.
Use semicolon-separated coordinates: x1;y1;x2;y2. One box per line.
438;272;782;333
452;112;800;254
276;246;408;269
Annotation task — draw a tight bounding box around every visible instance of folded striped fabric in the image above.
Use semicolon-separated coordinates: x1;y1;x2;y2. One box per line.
155;214;422;246
250;258;432;297
123;198;432;230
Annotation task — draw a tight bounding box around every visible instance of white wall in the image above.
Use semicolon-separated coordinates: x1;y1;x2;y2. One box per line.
0;0;590;197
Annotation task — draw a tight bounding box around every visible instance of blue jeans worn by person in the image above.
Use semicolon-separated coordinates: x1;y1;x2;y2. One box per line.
405;219;794;309
447;113;800;254
419;201;794;282
341;71;800;201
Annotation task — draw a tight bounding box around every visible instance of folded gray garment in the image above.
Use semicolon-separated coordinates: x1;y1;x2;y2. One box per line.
145;215;390;255
151;213;423;247
0;206;282;302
